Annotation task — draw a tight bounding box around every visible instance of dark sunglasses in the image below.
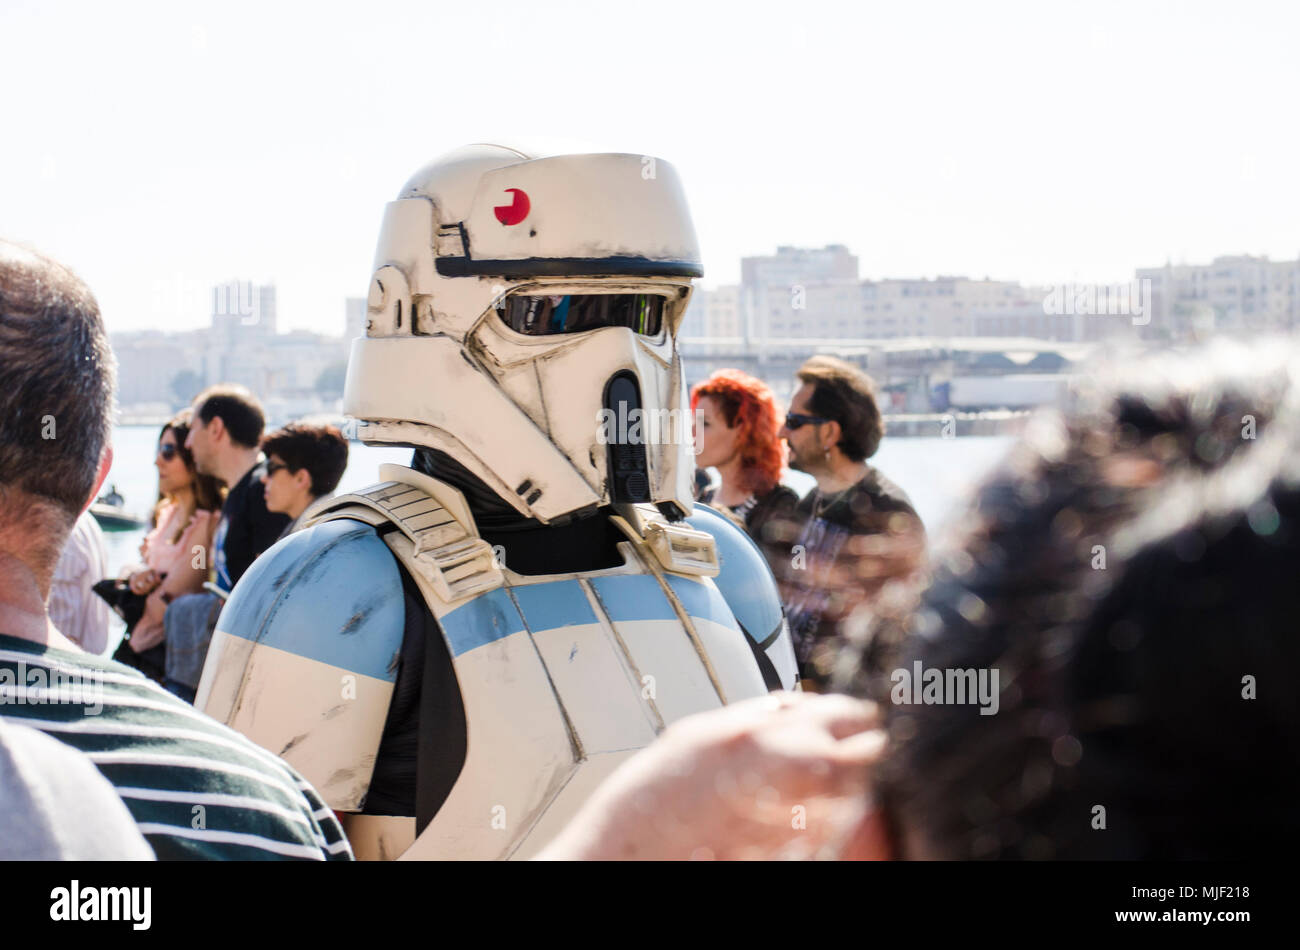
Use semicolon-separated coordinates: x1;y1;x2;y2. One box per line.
263;460;289;477
157;443;179;461
784;412;830;431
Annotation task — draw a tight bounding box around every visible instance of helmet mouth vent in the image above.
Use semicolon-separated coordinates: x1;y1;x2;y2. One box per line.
604;372;651;503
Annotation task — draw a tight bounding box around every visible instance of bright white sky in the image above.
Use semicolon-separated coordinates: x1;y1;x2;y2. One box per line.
2;0;1297;334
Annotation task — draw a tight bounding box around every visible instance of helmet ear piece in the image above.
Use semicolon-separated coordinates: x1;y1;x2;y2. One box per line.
367;266;411;336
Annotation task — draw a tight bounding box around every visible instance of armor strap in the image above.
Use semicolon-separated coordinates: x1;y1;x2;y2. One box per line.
620;504;720;577
304;464;504;604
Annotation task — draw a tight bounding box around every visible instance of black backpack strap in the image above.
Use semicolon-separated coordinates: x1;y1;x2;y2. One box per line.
413;575;468;836
739;618;784;692
362;552;467;833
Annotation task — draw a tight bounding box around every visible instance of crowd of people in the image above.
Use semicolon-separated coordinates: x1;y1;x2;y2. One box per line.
61;328;926;702
689;361;926;689
3;235;1296;862
0;240;352;857
48;386;350;702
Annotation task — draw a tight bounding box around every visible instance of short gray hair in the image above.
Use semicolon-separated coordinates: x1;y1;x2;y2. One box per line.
0;240;116;519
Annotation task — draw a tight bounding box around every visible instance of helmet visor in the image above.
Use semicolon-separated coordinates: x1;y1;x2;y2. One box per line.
496;293;664;337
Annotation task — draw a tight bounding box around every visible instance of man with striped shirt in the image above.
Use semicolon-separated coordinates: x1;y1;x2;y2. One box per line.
0;239;352;860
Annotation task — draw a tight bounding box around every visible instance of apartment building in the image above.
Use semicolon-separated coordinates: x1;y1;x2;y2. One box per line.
1137;255;1300;337
864;276;1034;338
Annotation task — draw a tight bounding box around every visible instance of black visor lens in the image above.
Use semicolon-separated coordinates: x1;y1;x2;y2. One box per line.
497;294;664;337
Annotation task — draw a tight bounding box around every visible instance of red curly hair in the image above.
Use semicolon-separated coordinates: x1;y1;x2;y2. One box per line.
690;369;785;497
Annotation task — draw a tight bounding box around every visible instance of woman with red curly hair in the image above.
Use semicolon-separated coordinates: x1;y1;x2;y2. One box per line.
691;369;799;545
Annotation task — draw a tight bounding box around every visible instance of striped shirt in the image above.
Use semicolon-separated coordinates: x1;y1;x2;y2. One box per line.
0;634;353;861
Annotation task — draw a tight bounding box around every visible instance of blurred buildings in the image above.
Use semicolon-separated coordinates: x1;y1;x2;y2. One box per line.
680;247;1300;415
1137;255;1300;337
112;251;1300;422
111;281;355;422
684;246;1300;345
683;245;1048;342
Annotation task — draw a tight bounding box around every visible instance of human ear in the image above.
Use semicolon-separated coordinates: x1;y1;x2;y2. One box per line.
82;444;114;514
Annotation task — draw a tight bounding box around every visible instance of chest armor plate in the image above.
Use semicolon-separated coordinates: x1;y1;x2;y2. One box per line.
322;465;768;860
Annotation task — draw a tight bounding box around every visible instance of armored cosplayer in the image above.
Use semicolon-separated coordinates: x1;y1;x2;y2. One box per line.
195;145;798;860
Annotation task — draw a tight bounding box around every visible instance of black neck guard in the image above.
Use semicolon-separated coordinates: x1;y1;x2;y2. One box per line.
408;448;622;573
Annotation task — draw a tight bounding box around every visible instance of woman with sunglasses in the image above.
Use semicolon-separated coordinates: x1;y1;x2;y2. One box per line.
690;369;799;556
116;410;223;677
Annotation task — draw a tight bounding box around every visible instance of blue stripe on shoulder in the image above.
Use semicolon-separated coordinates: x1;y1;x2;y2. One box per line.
219;519;405;682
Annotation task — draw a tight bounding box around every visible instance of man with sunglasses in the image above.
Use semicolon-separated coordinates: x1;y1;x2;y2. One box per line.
773;355;925;689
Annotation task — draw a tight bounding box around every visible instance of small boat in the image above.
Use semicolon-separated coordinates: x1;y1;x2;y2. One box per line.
89;485;149;532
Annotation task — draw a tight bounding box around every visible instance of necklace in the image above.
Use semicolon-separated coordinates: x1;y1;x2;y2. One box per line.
730;494;758;517
812;484;854;519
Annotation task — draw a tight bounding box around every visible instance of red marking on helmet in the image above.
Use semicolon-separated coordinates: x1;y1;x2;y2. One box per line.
494;188;530;226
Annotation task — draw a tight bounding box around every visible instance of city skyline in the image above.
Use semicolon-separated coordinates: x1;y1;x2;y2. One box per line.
110;245;1300;343
105;243;1296;427
4;1;1298;336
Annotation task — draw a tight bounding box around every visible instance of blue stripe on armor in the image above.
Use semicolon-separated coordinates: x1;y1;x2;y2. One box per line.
439;573;742;659
663;575;745;638
440;588;527;657
587;575;679;623
218;519;405;682
511;580;597;632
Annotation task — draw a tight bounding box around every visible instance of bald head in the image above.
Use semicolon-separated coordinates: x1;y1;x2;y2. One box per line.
0;240;115;531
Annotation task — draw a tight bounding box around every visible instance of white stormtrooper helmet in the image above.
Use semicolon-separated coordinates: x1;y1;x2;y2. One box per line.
344;144;702;524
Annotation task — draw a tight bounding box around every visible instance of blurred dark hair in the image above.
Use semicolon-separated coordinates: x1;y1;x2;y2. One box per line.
0;240;114;530
796;355;883;461
261;423;349;497
155;409;224;530
843;339;1300;859
693;466;713;501
194;383;265;449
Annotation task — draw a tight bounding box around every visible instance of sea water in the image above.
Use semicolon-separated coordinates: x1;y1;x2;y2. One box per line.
101;426;1014;579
